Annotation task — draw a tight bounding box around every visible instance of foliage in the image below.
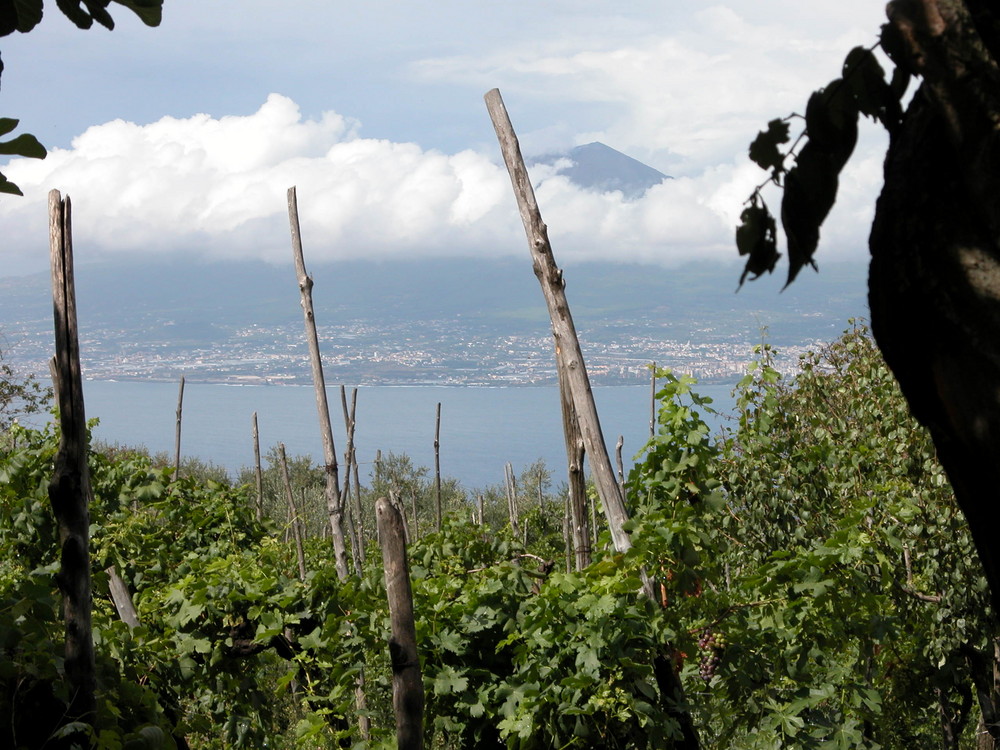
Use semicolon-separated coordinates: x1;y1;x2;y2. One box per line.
737;39;907;286
1;324;996;747
0;343;50;429
0;0;163;194
626;324;996;748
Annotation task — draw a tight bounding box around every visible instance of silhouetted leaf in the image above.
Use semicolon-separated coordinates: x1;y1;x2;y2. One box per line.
749;118;790;177
736;199;779;287
0;173;23;195
804;80;858;165
781;141;841;285
0;117;17;137
55;0;94;29
113;0;162;27
843;46;901;129
0;0;43;36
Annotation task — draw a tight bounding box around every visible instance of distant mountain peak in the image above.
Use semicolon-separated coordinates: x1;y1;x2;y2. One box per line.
532;141;670;200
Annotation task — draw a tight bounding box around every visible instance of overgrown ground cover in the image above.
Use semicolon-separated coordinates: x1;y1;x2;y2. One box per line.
0;324;995;748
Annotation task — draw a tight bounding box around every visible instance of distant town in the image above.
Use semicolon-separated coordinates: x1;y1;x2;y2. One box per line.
5;314;821;387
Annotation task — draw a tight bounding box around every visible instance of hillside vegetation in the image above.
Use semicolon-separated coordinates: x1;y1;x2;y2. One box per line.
0;324;994;748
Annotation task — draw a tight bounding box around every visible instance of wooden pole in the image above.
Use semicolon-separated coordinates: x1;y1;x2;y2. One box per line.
650;362;657;438
485;90;700;747
173;375;185;477
47;189;96;725
252;412;264;522
434;402;442;532
504;462;520;538
616;435;626;497
341;386;366;562
376;497;425;750
278;443;308;582
557;349;590;569
486;89;633;554
287;186;349;580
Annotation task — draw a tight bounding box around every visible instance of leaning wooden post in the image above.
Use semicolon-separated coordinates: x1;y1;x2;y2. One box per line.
376;497;425;750
434;402;442;532
252;412;264;522
485;90;700;748
287;186;349;580
557;347;590;569
173;375;185;477
485;89;632;555
48;189;96;725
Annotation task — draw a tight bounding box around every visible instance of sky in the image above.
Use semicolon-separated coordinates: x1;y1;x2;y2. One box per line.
0;1;893;278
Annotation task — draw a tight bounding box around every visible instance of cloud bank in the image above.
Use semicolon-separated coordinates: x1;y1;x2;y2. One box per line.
0;0;891;276
0;92;882;276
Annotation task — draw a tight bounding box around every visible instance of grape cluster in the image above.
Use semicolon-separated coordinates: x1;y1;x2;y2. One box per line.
697;628;726;682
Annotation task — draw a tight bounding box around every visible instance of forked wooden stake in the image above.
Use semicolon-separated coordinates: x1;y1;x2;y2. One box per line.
287;186;349;580
48;189;96;725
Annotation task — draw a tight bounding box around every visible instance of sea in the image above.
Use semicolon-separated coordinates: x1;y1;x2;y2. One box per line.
76;380;739;491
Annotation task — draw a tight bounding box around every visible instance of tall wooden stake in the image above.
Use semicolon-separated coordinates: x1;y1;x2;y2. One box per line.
340;386;366;563
650;362;657;438
252;412;264;522
376;497;425;750
287;186;349;580
616;435;626;496
485;89;632;555
485;90;700;748
434;402;442;531
48;189;96;725
556;345;590;569
278;443;308;582
174;375;185;477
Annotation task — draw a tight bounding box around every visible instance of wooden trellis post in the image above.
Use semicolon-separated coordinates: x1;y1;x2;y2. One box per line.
47;189;96;725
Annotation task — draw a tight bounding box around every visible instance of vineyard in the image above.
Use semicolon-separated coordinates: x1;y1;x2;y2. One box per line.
2;325;996;748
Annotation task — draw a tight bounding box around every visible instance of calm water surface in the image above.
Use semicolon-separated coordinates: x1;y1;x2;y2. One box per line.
80;381;737;490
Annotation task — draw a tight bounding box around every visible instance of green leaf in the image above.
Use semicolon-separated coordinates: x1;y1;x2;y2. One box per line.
0;118;19;137
112;0;163;27
0;174;23;195
432;665;469;695
0;132;47;158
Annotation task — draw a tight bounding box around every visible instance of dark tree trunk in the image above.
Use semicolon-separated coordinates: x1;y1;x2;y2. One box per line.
869;1;1000;622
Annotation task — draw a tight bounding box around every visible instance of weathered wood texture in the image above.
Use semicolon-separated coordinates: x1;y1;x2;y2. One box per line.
48;189;96;723
287;186;349;580
556;345;590;569
252;411;264;522
434;402;442;531
340;385;366;566
376;497;425;750
174;375;185;477
485;90;700;748
278;443;308;581
484;88;633;555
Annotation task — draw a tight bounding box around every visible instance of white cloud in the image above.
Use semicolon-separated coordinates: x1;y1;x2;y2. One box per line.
0;1;893;276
